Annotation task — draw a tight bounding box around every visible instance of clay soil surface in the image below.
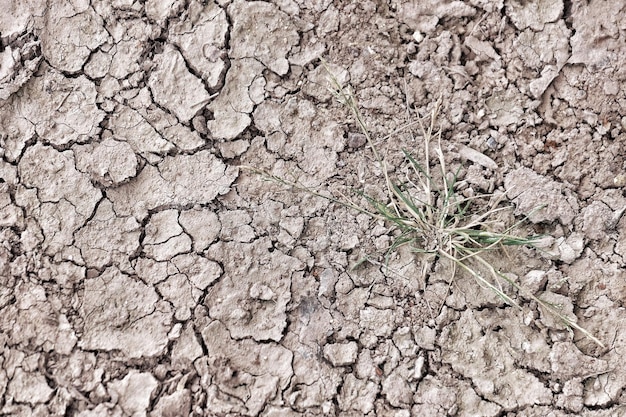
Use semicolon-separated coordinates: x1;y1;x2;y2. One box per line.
2;0;626;416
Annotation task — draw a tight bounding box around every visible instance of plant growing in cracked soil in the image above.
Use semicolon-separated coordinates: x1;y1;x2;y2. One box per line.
251;67;604;348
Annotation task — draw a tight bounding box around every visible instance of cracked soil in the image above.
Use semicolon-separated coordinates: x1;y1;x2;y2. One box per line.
2;0;626;416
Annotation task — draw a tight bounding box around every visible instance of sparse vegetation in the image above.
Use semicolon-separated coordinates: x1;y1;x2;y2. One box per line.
248;64;604;348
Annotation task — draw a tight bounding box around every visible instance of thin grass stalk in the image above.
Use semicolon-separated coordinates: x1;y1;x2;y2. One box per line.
469;254;605;347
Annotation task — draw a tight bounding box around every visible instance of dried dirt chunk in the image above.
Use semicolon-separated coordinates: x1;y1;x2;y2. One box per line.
148;45;211;122
169;1;228;89
145;210;183;244
74;138;138;186
171;323;203;369
109;105;175;156
229;0;299;75
108;151;238;220
163;124;205;152
0;282;64;350
253;98;340;183
201;320;293;415
505;0;563;31
205;0;298;140
18;143;101;253
0;184;23;228
555;233;584;264
179;207;221;252
549;342;609;380
108;371;158;417
107;39;145;79
382;371;413;408
0;160;17;185
7;368;53;405
359;307;397;338
1;64;104;152
504;167;579;225
119;92;205;154
323;342;358;366
74;199;141;269
440;309;552;410
151;389;192;417
414;376;501;416
515;22;571;70
145;0;183;22
133;257;169;286
143;210;192;261
519;22;571;98
172;253;222;290
0;40;42;102
219;209;255;242
568;1;626;68
156;273;196;320
0;113;31;163
206;238;304;341
207;58;264;140
458;145;498;170
161;151;238;201
46;351;102;402
485;86;524;127
464;36;500;62
79;267;172;358
285;329;343;411
1;0;46;37
399;1;475;33
338;374;378;414
41;2;108;72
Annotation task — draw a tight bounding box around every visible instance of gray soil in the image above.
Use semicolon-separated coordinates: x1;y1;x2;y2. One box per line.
1;0;626;416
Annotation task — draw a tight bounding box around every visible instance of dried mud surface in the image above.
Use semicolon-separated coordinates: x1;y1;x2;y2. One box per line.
1;1;626;416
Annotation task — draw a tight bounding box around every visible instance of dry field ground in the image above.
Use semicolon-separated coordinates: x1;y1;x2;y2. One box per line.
1;0;626;416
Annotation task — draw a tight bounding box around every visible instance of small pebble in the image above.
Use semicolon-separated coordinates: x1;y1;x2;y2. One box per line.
347;132;367;149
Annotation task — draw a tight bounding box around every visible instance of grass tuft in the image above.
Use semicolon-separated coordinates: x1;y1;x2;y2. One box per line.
246;63;604;348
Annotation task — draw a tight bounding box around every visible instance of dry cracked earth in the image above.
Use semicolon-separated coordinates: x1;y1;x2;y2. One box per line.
2;0;626;416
